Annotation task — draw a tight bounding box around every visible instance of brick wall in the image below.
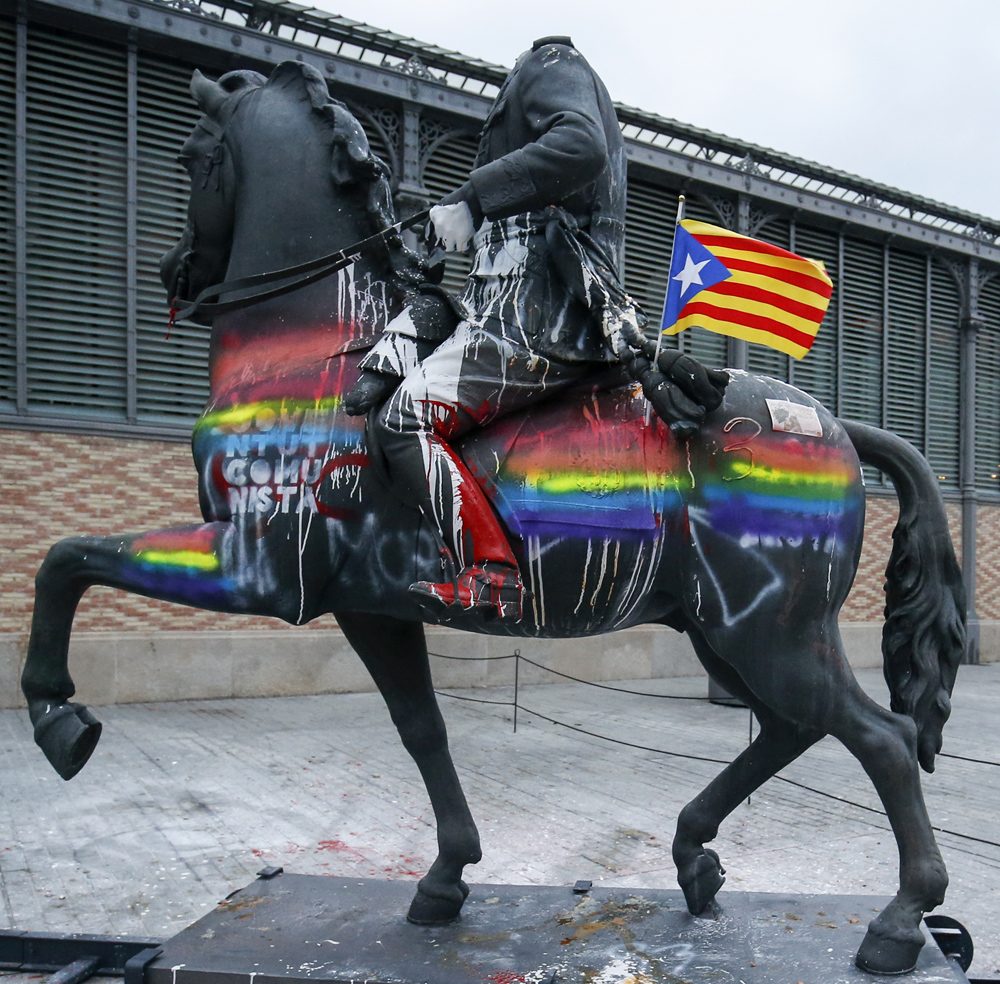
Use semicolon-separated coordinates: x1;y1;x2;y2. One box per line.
1;427;991;637
2;429;298;635
979;501;1000;621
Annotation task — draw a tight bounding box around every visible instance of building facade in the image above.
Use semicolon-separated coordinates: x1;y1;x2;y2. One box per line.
1;0;997;705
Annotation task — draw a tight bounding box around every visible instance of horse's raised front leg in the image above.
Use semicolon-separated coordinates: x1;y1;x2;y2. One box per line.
23;521;324;780
671;628;823;915
335;611;482;925
673;715;823;915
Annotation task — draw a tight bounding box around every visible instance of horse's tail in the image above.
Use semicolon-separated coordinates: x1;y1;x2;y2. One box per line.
840;419;966;773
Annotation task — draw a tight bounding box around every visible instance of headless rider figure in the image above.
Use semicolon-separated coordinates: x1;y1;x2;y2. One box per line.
346;37;728;621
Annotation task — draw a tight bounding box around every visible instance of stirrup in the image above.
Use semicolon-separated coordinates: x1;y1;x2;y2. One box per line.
410;562;526;622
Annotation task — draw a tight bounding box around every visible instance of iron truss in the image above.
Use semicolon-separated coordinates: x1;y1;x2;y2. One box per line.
148;0;1000;247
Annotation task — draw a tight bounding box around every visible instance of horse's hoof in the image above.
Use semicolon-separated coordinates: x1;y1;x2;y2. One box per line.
33;702;102;781
855;922;925;975
678;849;726;915
406;885;466;926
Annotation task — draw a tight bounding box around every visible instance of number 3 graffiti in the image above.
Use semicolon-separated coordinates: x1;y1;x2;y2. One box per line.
721;416;761;481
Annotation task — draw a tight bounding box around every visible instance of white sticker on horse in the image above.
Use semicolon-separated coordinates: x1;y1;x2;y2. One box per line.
766;398;823;437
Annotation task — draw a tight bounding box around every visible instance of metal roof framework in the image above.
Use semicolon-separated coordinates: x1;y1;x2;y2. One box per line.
150;0;1000;250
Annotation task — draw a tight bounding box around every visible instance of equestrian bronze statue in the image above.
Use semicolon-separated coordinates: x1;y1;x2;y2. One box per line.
20;53;965;976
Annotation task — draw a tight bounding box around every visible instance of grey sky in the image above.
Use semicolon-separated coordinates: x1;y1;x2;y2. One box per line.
318;0;999;220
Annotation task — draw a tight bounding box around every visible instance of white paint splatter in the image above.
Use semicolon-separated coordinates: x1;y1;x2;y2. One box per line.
574;539;593;615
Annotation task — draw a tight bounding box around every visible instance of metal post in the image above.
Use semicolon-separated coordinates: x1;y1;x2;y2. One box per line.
881;242;890;433
512;649;519;733
394;104;428;249
126;39;138;424
14;6;28;413
835;231;845;417
959;261;981;664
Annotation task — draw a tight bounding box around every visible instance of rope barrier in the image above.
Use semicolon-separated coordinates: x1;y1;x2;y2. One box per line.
938;750;1000;768
515;705;731;765
515;654;712;700
434;691;515;707
427;647;1000;851
427;650;519;662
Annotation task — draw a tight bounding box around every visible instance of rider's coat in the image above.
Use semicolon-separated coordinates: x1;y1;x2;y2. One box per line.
368;38;629;585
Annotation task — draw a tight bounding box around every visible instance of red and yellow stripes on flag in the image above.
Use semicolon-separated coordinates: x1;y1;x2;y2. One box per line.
664;220;833;359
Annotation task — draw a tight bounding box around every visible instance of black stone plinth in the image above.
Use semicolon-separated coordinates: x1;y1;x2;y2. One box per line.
145;874;965;983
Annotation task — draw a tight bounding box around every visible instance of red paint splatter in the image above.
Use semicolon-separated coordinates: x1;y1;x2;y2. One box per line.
310;453;369;520
315;839;367;863
485;973;525;984
316;839;351;852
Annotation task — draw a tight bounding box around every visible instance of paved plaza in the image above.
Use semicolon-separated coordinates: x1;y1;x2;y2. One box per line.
0;659;997;980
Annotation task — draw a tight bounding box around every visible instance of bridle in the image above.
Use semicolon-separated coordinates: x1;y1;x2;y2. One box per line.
170;209;429;325
168;84;429;325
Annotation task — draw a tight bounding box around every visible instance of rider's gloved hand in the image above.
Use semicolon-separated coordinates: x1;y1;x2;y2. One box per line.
654;349;729;412
428;182;484;254
344;370;399;416
623;325;729;423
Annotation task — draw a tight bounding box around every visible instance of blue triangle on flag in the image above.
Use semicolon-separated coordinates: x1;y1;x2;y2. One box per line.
661;225;733;330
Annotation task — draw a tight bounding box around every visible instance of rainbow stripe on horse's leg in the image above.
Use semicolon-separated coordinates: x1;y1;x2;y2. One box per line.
121;524;240;609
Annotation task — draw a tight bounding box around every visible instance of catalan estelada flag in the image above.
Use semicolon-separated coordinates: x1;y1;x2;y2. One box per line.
661;219;833;359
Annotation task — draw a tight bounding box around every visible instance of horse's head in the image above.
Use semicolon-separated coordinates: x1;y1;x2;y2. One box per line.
161;61;404;329
160;68;263;320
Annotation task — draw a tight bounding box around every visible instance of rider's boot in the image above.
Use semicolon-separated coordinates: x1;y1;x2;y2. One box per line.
378;425;525;621
408;449;525;621
411;559;525;622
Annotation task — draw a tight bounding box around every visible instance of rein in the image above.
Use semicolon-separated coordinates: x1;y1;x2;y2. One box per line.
169;209;430;325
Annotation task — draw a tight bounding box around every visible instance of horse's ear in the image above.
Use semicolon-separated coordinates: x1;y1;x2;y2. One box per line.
190;69;228;117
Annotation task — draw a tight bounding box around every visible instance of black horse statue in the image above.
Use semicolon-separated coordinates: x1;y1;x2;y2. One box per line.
21;61;965;975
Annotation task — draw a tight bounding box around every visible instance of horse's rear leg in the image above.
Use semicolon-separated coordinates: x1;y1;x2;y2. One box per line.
827;681;947;974
722;627;946;975
671;629;823;915
336;611;482;925
23;522;317;779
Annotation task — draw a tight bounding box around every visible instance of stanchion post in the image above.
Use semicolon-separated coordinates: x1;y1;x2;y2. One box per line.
513;649;520;733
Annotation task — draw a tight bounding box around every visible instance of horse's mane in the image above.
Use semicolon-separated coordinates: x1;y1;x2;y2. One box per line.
238;61;399;237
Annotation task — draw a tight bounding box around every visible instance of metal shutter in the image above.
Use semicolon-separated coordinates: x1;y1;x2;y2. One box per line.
420;129;478;296
623;175;677;347
0;17;16;408
975;278;1000;496
885;246;928;453
746;215;791;382
927;259;961;489
789;222;838;409
135;51;208;423
839;237;883;427
24;24;129;417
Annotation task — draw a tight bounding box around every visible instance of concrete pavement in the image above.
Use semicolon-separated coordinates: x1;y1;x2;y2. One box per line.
0;661;998;980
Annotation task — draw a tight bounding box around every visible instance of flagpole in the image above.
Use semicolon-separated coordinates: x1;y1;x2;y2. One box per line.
654;194;686;364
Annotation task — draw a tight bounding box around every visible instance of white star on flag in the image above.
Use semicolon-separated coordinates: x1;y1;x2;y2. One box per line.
673;253;711;297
